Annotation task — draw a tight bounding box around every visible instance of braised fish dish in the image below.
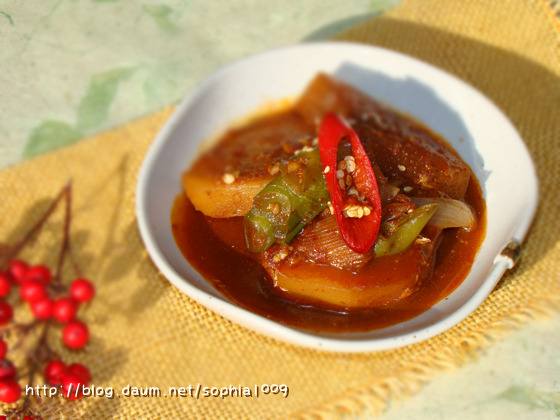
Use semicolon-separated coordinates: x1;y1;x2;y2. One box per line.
172;74;486;332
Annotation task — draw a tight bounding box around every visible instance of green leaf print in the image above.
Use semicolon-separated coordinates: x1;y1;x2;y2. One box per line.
76;67;135;131
23;121;82;158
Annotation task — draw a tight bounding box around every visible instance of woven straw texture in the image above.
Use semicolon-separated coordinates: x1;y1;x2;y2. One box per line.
1;0;559;418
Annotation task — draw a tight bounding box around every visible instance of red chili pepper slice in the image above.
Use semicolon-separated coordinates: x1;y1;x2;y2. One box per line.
318;113;382;254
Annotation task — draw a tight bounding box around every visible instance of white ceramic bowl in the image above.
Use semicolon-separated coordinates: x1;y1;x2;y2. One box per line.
136;42;538;352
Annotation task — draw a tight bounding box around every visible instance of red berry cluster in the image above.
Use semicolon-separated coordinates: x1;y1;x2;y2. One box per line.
44;360;91;400
0;258;95;408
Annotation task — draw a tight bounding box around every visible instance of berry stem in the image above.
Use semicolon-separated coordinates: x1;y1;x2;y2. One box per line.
0;320;41;341
53;181;77;284
0;181;71;270
18;322;53;418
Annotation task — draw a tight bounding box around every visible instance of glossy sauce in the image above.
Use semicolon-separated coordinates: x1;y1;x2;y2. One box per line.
171;176;486;333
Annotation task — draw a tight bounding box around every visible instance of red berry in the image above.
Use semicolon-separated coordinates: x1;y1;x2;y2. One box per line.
0;273;11;297
0;380;21;403
20;279;47;303
0;301;13;325
69;278;95;303
7;259;28;284
0;340;7;359
44;360;67;385
62;373;84;400
31;296;54;320
24;265;52;284
0;359;16;382
67;363;91;383
62;320;89;349
53;297;79;323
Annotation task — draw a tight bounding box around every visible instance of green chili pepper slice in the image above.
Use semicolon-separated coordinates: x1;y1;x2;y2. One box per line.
374;203;439;257
244;147;329;253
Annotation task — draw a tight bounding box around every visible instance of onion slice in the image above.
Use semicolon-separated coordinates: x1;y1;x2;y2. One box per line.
410;197;475;230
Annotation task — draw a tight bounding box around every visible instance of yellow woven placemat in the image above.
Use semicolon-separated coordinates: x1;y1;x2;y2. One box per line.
1;0;559;418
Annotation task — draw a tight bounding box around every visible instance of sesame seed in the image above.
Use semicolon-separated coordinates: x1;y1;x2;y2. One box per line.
267;203;281;215
403;186;413;192
327;201;334;215
295;145;314;155
312;137;319;146
398;165;406;172
273;251;288;263
323;166;330;174
222;173;235;184
341;204;372;219
343;206;361;218
268;162;280;176
372;113;384;127
287;161;301;173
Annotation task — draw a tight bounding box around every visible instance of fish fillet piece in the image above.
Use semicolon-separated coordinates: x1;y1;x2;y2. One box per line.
263;244;428;309
354;122;471;200
295;74;471;199
261;224;442;309
183;111;314;217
